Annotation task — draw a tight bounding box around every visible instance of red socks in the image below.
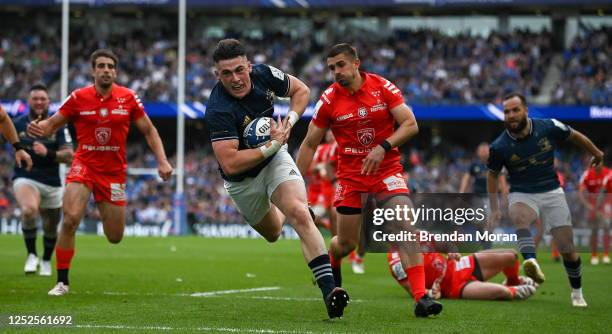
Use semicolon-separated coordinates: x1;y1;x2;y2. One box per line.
329;252;342;269
405;265;426;302
503;259;521;286
55;247;75;270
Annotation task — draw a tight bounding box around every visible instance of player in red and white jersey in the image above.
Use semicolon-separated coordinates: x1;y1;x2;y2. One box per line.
387;248;537;301
579;165;610;265
28;49;173;296
307;130;338;234
297;43;442;317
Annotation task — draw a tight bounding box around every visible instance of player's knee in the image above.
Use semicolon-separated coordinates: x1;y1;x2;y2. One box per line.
60;214;80;234
337;238;357;254
106;233;124;244
263;230;281;243
21;205;39;221
286;204;312;226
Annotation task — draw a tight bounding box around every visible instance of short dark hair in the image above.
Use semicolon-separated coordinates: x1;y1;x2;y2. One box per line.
29;83;48;93
502;92;527;106
326;43;358;60
90;49;118;69
213;39;246;63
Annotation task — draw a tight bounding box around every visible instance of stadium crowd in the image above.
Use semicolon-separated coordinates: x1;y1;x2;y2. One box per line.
0;12;608;105
551;27;611;105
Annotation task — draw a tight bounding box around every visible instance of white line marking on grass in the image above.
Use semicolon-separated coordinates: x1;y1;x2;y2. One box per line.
74;324;313;333
190;286;281;297
93;289;363;303
234;295;363;303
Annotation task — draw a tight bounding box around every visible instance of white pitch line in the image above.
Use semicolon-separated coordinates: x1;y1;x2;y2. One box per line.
190;286;280;297
94;289;363;302
74;324;313;334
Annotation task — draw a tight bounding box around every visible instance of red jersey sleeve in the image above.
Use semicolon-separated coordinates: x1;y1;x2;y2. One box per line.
58;91;80;119
311;88;333;129
381;78;405;110
130;91;146;122
579;170;588;190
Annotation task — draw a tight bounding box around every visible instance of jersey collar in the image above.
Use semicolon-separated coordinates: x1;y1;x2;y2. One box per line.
336;71;370;96
505;118;533;141
93;83;116;101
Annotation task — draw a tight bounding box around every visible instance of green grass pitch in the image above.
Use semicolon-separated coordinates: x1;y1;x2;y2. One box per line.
1;234;610;333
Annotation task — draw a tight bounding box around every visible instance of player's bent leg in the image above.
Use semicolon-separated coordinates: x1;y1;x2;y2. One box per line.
462;281;535;300
14;182;42;274
271;180;349;318
251;205;284;243
461;281;513;300
331;212;361;259
379;194;442;316
50;182;91;296
98;202;127;244
59;183;91;248
550;226;587;307
272;180;327;260
509;202;544;283
474;249;518;280
40;208;61;276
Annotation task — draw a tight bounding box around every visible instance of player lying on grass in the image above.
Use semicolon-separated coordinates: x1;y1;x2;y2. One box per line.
388;248;538;300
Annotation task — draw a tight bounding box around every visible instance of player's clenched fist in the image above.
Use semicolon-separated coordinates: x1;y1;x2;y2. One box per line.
158;160;173;181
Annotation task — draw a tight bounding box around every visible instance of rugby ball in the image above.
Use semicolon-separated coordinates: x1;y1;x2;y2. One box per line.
243;117;274;148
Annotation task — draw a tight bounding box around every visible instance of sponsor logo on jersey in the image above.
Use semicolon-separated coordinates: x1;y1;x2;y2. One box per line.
111;109;129;116
110;183;126;202
266;90;275;104
69;163;84;177
334;182;345;201
538;137;552;152
358;107;368;118
370;103;387;112
344;147;374;155
336;113;353;122
357;128;375;146
80;111;96;115
100;108;108;117
510;154;521;162
95;127;112;145
268;65;286;81
383;174;408;191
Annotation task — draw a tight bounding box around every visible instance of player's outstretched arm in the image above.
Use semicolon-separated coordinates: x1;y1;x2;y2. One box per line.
134;115;173;181
27;112;69;138
296;122;327;177
212;116;287;176
0;106;33;170
568;129;604;167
